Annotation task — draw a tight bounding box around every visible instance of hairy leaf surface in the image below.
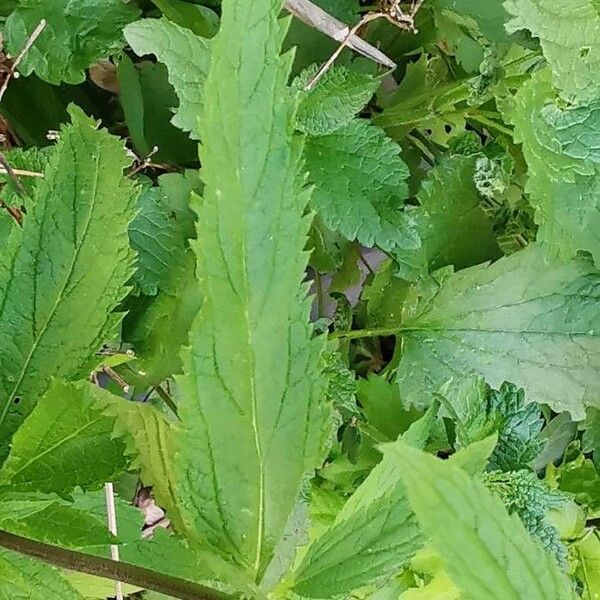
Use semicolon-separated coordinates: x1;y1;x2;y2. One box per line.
4;0;139;84
505;0;600;102
510;70;600;263
293;65;379;136
396;244;600;419
172;0;330;579
124;17;211;138
0;106;138;460
390;443;572;600
305;119;417;270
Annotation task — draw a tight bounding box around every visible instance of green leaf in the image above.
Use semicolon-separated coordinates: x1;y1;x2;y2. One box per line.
0;549;85;599
304;119;417;263
434;0;510;42
171;0;330;578
482;470;568;566
0;493;116;548
396;244;600;419
0;106;138;461
150;0;219;38
4;0;139;84
129;172;198;296
505;0;600;102
0;381;128;495
356;374;421;441
395;155;501;278
124;17;211;138
389;443;573;600
292;406;440;598
509;70;600;263
442;378;544;471
293;65;380;135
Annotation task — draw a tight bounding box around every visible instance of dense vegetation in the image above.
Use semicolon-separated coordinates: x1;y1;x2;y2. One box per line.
0;0;598;598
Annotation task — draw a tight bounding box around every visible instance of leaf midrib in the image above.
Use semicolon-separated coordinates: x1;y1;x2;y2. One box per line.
0;155;101;429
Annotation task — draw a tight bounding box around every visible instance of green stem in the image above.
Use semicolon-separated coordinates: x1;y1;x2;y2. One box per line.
467;112;514;137
0;531;231;600
330;326;401;340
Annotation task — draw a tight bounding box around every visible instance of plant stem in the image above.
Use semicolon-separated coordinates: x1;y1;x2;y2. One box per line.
0;530;232;600
329;326;400;340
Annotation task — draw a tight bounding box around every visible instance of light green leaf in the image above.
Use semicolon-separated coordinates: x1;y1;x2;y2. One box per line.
395;155;501;278
0;494;115;548
4;0;139;84
293;65;379;135
396;244;600;419
0;549;85;599
129;172;197;296
124;17;211;138
0;381;128;495
292;406;440;598
0;106;138;461
305;119;417;260
389;442;572;600
172;0;330;579
102;400;186;533
504;0;600;102
509;69;600;263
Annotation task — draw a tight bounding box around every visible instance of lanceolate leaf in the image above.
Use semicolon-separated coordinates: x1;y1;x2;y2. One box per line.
0;381;128;495
389;443;572;600
172;0;330;579
4;0;139;85
396;244;600;419
0;106;138;461
504;0;600;102
509;70;600;263
124;17;211;138
0;549;85;600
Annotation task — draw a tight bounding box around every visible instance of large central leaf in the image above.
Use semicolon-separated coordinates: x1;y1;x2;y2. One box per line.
173;0;330;580
396;244;600;419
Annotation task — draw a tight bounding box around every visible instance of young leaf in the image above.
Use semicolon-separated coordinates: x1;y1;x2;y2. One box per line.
293;65;380;135
505;0;600;102
4;0;139;84
124;17;211;138
304;119;417;266
0;106;138;461
0;381;128;495
396;244;600;419
388;443;573;600
0;549;85;599
171;0;330;579
510;70;600;263
128;172;198;296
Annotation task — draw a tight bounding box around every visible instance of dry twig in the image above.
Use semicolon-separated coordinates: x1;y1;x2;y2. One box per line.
104;483;124;600
0;19;47;103
305;0;426;89
284;0;395;68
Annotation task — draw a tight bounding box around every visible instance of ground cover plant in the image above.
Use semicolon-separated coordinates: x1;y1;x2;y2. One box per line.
0;0;598;598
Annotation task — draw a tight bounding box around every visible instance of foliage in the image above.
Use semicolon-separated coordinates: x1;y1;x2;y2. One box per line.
0;0;598;599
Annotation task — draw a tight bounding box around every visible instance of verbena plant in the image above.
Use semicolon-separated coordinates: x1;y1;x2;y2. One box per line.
0;0;597;599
